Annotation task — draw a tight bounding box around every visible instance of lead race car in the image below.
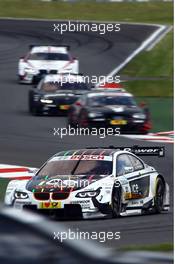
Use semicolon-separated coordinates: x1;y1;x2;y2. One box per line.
18;45;79;84
4;146;169;219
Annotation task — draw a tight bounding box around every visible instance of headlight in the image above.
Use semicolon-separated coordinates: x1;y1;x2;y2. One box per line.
88;112;103;118
14;191;29;199
133;113;146;119
40;99;53;104
75;189;101;198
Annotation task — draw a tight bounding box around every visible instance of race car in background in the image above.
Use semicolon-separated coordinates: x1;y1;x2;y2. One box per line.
4;146;169;219
18;45;79;84
67;90;152;134
28;73;90;115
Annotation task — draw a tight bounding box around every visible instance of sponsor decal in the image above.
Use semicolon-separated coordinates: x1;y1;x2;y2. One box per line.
70;155;105;160
39;202;62;209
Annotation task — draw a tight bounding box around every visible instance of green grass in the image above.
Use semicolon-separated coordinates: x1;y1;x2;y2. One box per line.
125;79;173;97
0;0;173;24
0;179;9;202
121;32;173;97
121;243;173;252
136;97;173;132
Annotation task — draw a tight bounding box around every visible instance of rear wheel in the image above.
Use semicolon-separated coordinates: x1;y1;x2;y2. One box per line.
67;111;76;128
154;177;165;213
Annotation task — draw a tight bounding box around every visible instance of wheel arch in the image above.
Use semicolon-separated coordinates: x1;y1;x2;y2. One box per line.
156;174;166;187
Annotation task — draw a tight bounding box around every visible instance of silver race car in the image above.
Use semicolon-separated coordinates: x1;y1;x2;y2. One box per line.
4;146;169;219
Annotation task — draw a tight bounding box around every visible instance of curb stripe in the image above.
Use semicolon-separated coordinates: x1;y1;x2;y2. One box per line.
0;168;29;173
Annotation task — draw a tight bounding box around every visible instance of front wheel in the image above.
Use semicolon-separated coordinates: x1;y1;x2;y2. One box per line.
79;111;89;128
154;177;165;214
111;184;122;218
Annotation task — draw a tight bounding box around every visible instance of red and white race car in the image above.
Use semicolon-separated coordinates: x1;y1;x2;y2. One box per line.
18;45;79;84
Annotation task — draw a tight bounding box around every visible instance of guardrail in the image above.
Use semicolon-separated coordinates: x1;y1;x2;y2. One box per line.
0;206;173;264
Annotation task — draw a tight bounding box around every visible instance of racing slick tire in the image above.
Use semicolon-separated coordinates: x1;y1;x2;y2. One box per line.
111;183;122;218
154;177;165;214
18;75;24;84
67;112;76;128
28;101;40;116
79;111;89;128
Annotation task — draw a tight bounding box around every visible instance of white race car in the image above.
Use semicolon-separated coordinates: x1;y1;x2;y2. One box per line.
4;146;169;219
18;45;79;84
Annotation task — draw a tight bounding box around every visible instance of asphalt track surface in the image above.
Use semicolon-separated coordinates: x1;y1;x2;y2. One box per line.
0;19;173;248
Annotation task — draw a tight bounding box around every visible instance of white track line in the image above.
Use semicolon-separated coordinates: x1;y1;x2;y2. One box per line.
106;24;167;77
146;25;173;51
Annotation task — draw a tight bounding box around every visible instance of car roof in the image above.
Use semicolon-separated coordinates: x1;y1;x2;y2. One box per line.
31;46;67;54
44;74;85;83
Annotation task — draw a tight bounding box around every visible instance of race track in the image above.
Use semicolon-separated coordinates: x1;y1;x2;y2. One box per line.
0;19;173;248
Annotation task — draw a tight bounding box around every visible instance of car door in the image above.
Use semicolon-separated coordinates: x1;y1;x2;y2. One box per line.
127;154;150;199
116;153;147;200
115;154;134;199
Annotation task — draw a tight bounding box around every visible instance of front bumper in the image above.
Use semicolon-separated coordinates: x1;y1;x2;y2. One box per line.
13;196;111;219
88;118;150;134
19;73;35;83
15;203;107;219
36;103;71;115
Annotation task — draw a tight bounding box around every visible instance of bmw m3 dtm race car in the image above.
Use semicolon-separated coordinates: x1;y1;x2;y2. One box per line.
4;146;169;219
18;45;79;84
28;73;90;115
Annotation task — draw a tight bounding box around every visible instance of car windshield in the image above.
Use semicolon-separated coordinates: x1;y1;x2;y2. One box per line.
37;160;112;177
28;52;69;61
89;95;136;107
41;82;89;92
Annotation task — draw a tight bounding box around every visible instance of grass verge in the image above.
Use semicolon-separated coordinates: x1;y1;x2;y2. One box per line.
136;97;173;132
0;1;173;25
121;31;173;97
121;243;173;252
0;179;9;202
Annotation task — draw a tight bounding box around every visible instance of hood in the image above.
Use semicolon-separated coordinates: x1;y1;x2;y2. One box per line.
26;174;108;193
42;90;88;99
26;60;72;70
